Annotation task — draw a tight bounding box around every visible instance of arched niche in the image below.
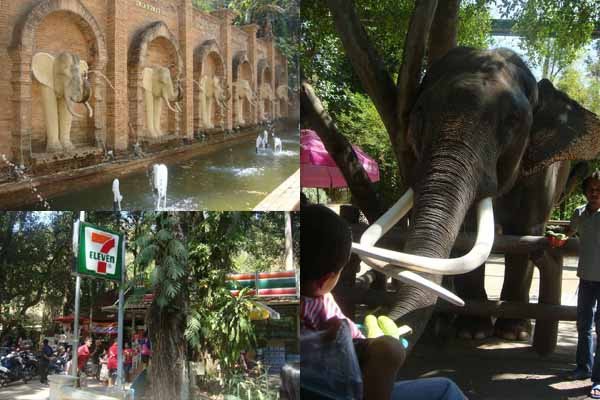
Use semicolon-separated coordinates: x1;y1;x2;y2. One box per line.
257;59;273;121
275;64;287;119
194;40;226;132
9;0;107;162
232;51;254;127
128;21;183;143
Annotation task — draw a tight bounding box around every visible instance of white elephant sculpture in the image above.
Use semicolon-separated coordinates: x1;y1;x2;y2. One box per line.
276;84;290;118
32;52;93;153
197;75;209;129
142;66;182;138
232;79;256;125
259;83;276;121
201;76;229;129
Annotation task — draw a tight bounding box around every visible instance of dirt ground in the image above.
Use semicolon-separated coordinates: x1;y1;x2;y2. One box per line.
399;254;593;400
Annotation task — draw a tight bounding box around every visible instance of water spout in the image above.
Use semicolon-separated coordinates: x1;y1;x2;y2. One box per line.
112;178;123;211
152;164;168;210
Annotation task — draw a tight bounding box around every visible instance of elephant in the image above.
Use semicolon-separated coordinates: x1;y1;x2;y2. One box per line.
232;79;256;126
201;75;229;129
351;47;600;348
32;52;93;153
196;75;209;129
142;65;182;138
276;84;290;118
259;83;276;122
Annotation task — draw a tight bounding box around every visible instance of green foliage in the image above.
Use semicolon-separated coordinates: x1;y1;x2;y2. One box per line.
135;213;188;308
185;270;256;379
223;365;278;400
334;90;404;208
497;0;599;79
457;1;493;49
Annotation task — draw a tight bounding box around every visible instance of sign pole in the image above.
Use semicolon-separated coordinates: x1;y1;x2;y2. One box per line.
72;211;84;377
116;235;125;388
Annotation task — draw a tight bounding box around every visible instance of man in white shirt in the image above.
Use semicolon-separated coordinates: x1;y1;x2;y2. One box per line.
567;171;600;398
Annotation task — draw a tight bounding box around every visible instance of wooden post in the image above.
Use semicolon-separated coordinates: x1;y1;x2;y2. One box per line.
531;249;563;355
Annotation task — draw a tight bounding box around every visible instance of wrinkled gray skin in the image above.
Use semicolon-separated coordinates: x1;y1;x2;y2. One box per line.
388;47;600;345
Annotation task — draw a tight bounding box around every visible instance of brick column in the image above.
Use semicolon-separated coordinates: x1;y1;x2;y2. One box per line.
241;24;259;125
9;51;33;166
106;0;128;152
179;0;193;139
211;9;236;131
267;38;276;120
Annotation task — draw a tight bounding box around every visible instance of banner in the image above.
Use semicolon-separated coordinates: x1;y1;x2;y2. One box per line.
76;222;124;282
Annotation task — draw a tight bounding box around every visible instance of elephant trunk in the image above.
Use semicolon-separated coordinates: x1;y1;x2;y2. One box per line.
163;94;180;113
175;81;184;103
386;139;484;338
65;97;85;119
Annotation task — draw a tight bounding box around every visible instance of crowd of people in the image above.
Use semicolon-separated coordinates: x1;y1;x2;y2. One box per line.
1;331;152;387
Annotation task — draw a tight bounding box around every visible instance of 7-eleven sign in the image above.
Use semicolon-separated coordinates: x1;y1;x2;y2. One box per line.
77;222;124;282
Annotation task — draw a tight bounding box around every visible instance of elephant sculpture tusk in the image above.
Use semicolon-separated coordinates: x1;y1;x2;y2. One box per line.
352;195;495;276
163;95;180;113
84;101;94;118
66;98;85;119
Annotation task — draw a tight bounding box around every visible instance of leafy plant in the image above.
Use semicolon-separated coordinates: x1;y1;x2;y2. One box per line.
185;271;256;380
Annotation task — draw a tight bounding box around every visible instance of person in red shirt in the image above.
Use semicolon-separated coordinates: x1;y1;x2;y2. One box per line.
77;337;93;375
123;342;133;382
107;340;118;386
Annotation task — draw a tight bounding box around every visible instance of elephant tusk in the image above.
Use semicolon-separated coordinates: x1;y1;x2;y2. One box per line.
352;196;495;275
66;98;85;119
163;95;180;113
360;188;414;247
360;256;465;306
84;101;94;118
174;102;182;113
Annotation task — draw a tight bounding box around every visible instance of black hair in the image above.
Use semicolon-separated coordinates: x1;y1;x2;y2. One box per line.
300;204;353;282
43;339;48;345
582;170;600;194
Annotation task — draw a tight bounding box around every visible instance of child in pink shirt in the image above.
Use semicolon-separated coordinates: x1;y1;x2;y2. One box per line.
300;204;405;400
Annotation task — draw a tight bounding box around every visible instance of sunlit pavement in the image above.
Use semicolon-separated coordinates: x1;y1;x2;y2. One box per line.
0;379;130;400
0;381;49;400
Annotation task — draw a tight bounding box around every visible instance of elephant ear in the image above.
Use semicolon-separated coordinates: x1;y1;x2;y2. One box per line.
521;79;600;176
142;68;153;92
32;52;55;89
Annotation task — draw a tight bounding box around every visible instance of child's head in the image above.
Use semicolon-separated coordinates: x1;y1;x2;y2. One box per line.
301;204;353;296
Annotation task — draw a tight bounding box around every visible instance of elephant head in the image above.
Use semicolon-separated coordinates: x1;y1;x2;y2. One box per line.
212;76;230;110
142;65;181;137
276;84;290;103
32;52;93;152
233;79;256;125
353;47;600;339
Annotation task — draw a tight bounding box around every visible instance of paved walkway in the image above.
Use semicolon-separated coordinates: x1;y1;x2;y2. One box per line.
0;378;130;400
402;254;591;399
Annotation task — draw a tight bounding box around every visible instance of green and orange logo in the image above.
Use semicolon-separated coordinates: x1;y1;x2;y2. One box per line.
77;222;124;282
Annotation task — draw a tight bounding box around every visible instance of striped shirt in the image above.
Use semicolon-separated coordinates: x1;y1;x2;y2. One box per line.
301;293;365;339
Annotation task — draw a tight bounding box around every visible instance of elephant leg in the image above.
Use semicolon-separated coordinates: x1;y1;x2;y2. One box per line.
207;99;214;129
40;86;62;152
57;98;75;151
238;98;245;125
454;264;494;339
199;96;206;129
494;252;535;341
154;97;163;137
144;90;155;137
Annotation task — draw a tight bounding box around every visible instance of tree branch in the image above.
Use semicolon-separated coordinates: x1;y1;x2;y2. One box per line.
395;0;438;182
301;81;382;223
325;0;397;135
427;0;460;69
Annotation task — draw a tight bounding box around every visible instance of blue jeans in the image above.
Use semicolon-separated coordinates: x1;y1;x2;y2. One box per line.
391;378;466;400
576;279;600;381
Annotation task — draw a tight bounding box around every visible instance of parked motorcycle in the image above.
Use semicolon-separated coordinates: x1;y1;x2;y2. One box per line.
0;350;32;386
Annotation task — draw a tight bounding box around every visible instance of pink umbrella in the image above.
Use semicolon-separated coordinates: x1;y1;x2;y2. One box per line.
300;129;380;188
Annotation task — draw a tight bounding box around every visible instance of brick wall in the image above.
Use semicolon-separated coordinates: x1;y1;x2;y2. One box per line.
3;0;289;165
